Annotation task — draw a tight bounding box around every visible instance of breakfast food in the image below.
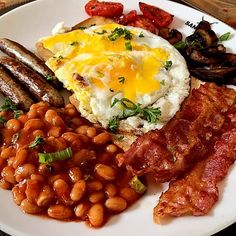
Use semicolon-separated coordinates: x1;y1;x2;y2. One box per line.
0;101;144;227
37;23;190;138
0;0;236;231
123;83;236;181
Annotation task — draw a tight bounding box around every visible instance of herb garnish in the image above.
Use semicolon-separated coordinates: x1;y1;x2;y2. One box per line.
108;27;133;41
46;75;53;81
108;116;119;132
94;29;107;35
70;41;79;46
125;41;132;51
29;136;44;148
118;76;125;84
160;80;165;86
164;60;172;70
139;32;145;38
78;26;87;30
0;98;22;119
219;32;231;41
111;98;161;123
0;115;6;126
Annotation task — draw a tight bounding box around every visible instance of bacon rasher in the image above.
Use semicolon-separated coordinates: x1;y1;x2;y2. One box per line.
154;104;236;221
124;83;236;182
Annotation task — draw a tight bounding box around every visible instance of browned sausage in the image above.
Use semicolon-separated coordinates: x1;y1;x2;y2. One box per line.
0;65;34;110
0;38;62;89
0;56;64;107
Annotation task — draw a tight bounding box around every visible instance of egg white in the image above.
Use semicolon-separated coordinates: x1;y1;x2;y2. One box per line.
43;24;190;134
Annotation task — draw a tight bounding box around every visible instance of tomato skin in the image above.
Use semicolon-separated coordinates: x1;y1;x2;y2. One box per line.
139;2;174;28
117;10;137;25
127;15;157;34
85;0;124;17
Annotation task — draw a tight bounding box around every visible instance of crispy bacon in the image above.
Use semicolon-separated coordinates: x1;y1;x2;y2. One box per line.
124;83;236;182
154;104;236;221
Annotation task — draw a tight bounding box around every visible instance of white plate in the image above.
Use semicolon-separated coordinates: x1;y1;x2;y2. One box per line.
0;0;236;235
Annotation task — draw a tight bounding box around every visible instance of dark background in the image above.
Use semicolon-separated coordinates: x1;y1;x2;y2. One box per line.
0;0;235;235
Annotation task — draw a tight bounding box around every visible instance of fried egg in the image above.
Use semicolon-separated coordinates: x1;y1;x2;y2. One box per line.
42;23;190;134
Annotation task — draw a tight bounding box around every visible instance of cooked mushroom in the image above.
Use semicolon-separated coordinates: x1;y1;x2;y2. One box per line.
190;66;236;84
224;53;236;66
195;20;211;31
158;28;182;45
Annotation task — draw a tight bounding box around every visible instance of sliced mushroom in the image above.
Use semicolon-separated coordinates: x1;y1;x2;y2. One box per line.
224;53;236;66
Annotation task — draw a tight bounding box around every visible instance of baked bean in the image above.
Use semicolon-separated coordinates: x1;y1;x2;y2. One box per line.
38;164;52;176
105;197;127;212
12;148;28;169
15;163;37;183
87;180;103;192
48;127;62;138
52;116;65;128
119;187;138;202
6;119;22;132
62;132;79;143
20;199;42;214
95;164;116;181
89;192;105;203
0;157;6;170
75;202;90;218
30;174;45;182
32;129;45;138
49;174;69;185
1;146;15;159
88;203;104;227
86;127;97;138
53;179;70;197
68;167;83;183
65;104;75;110
46;137;67;151
72;149;96;165
98;152;112;163
66;107;77;117
27;108;38;119
71;118;84;127
70;139;82;152
105;184;118;198
1;166;16;184
45;109;58;123
37;185;55;207
106;144;118;153
75;125;89;135
36;105;49;117
25;179;42;203
18;114;28;124
12;186;26;205
93;132;111;145
48;205;73;219
0;178;11;189
70;180;86;201
24;119;44;132
77;134;90;144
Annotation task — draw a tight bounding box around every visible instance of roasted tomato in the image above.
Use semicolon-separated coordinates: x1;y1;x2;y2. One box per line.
85;0;124;17
117;10;137;25
139;2;174;28
127;15;157;34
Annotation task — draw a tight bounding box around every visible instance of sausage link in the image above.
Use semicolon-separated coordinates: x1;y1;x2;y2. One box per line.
0;65;33;110
0;56;64;107
0;38;62;89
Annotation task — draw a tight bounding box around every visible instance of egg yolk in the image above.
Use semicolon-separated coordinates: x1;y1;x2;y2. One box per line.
44;24;169;102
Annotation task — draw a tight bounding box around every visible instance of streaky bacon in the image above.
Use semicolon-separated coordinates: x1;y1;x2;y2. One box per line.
124;83;236;182
154;104;236;221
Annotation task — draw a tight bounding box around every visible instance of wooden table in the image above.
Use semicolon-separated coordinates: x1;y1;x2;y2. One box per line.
0;1;235;236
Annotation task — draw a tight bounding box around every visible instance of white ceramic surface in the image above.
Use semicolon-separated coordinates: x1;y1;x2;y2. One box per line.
0;0;235;235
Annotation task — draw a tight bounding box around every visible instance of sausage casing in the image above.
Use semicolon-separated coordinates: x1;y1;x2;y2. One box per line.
0;56;64;107
0;38;62;89
0;65;34;110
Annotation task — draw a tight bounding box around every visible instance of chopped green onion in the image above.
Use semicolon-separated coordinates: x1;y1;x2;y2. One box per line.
46;75;53;81
78;26;87;30
160;80;165;86
38;147;72;164
116;135;124;141
164;60;172;70
70;41;79;46
29;136;44;148
219;32;231;41
129;176;147;194
13;110;23;119
108;27;132;41
108;116;119;132
174;41;186;50
125;41;132;51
